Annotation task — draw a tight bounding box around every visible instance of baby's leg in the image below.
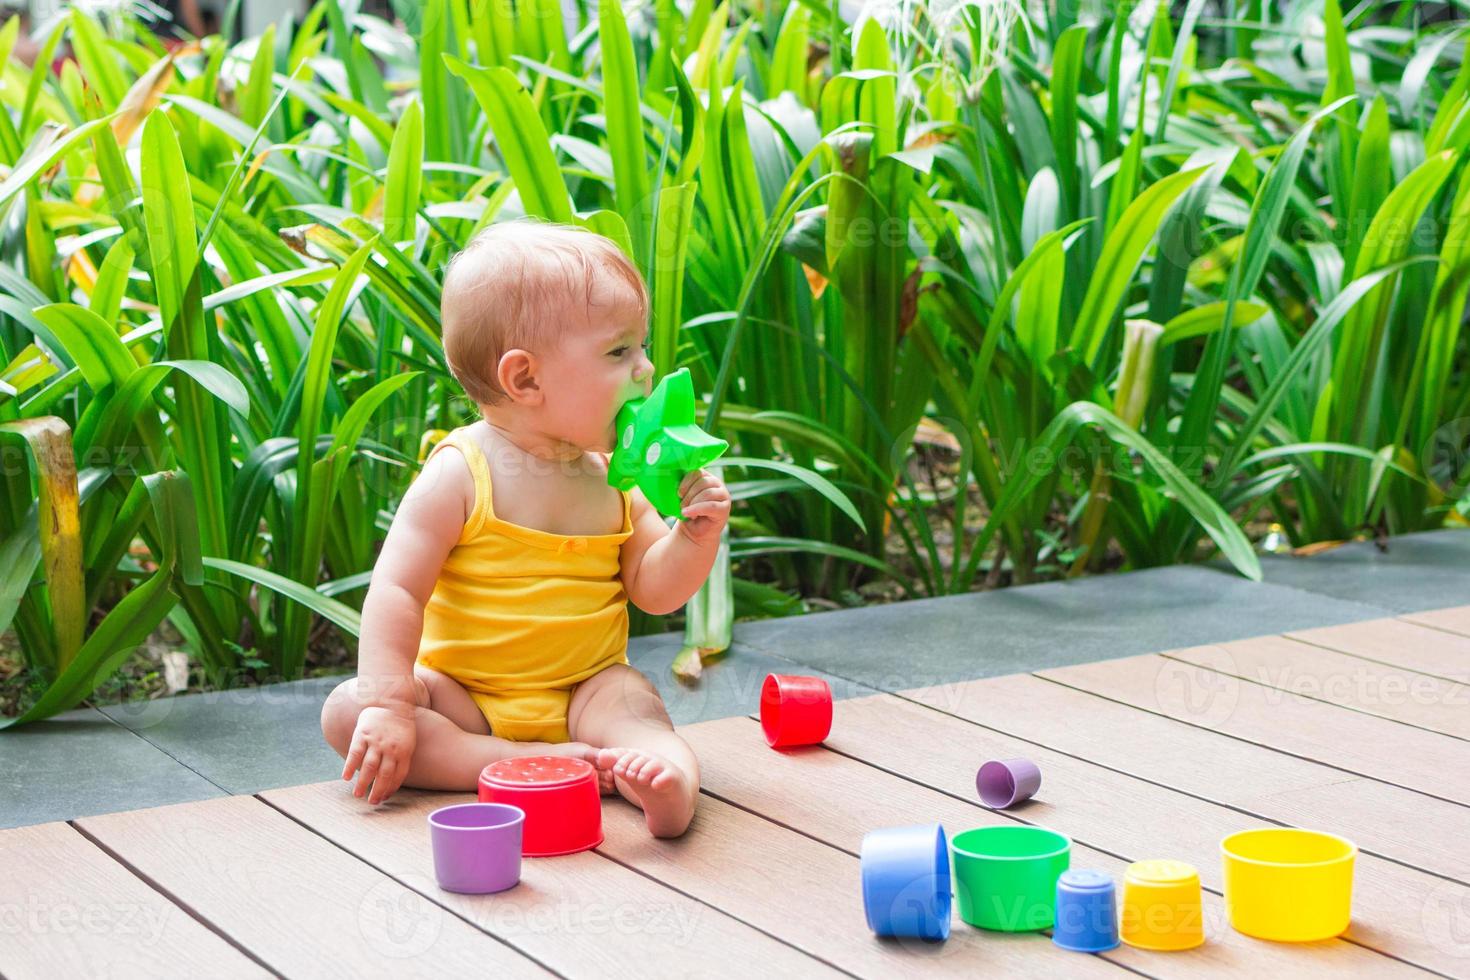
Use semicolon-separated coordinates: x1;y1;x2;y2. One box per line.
567;664;699;838
321;666;592;797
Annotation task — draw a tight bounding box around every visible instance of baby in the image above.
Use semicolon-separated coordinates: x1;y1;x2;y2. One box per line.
320;219;730;838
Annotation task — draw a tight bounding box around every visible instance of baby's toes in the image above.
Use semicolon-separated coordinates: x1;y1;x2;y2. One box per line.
594;747;627;772
623;753;653;781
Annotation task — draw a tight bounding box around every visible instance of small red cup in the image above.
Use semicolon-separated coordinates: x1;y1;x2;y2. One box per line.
760;674;833;748
478;756;602;856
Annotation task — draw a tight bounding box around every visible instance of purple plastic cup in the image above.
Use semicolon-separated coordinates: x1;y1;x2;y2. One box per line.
428;803;524;893
976;759;1042;809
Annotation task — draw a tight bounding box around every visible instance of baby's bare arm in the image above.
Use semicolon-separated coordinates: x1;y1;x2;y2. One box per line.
356;447;473;715
619;470;730;615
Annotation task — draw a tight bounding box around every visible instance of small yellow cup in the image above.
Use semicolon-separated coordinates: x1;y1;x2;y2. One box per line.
1221;828;1356;942
1119;859;1205;951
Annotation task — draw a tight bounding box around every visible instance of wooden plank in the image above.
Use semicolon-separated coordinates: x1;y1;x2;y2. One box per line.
0;821;268;980
597;785;1126;976
1401;605;1470;637
261;781;836;978
1038;654;1470;805
862;688;1470;972
900;672;1470;883
1288;617;1470;683
1164;637;1470;739
682;713;1420;978
75;794;549;978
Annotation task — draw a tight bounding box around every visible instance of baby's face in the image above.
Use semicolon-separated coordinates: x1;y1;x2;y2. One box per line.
535;283;653;454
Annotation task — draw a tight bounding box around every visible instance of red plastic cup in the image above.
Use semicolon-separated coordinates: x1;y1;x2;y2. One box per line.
760;674;833;748
478;756;603;857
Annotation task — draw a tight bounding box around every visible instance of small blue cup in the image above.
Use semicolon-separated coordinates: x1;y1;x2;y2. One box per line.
860;823;951;941
1053;869;1120;952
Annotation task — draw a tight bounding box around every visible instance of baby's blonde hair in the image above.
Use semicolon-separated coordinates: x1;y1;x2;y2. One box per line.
441;218;649;406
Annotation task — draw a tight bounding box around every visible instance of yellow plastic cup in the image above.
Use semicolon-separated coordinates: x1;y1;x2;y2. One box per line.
1221;828;1356;942
1119;859;1205;951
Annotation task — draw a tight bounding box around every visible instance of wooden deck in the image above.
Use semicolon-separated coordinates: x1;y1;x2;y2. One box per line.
4;606;1469;978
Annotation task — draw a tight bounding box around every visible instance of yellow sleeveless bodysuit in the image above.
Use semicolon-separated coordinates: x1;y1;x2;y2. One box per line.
414;426;634;742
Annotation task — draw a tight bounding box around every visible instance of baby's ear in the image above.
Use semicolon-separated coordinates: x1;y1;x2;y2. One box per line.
497;349;542;404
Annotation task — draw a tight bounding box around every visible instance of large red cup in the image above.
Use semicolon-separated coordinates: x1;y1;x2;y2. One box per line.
760;674;833;747
478;756;602;856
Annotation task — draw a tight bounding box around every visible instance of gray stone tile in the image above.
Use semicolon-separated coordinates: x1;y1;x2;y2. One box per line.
1249;529;1470;614
0;706;223;830
625;633;873;727
730;564;1390;694
97;675;350;795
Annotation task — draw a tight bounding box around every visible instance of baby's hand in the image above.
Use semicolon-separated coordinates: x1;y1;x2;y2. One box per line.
676;468;730;546
343;706;416;805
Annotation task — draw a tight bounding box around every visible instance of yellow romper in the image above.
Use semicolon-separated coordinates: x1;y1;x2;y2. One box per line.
414;427;634;742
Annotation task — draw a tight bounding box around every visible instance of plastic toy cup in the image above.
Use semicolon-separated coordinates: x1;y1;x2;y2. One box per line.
1052;869;1120;952
976;759;1042;809
760;674;833;748
1119;859;1205;951
860;824;952;941
478;756;602;857
950;826;1071;931
1221;828;1356;941
427;803;524;894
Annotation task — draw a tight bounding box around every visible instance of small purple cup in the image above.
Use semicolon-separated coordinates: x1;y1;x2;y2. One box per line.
428;803;525;894
976;759;1042;809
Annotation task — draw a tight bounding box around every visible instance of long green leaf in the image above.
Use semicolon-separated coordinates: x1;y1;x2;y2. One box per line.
598;0;651;261
960;402;1263;588
445;57;574;222
204;557;363;635
1074;166;1210;365
0;417;83;675
709;456;865;532
384;98;424;241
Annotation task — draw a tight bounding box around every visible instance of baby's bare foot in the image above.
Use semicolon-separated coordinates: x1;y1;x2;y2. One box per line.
594;747;695;837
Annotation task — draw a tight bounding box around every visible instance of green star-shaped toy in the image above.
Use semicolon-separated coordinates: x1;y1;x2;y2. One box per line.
608;367;728;518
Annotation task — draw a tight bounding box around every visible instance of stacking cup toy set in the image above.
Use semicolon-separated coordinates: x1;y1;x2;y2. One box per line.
975;758;1042;809
760;673;832;748
854;745;1356;952
427;803;526;894
952;826;1072;931
1053;870;1120;952
424;665;1360;951
1119;859;1205;950
860;824;952;941
427;755;606;894
1221;828;1357;941
479;756;604;856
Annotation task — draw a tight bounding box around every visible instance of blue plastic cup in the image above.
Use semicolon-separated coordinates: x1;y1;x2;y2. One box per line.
1053;869;1120;952
860;823;952;941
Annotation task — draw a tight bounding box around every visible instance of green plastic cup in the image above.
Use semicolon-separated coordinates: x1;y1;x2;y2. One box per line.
951;826;1072;931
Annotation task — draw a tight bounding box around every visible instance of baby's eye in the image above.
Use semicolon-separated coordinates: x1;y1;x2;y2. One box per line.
609;346;628;357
